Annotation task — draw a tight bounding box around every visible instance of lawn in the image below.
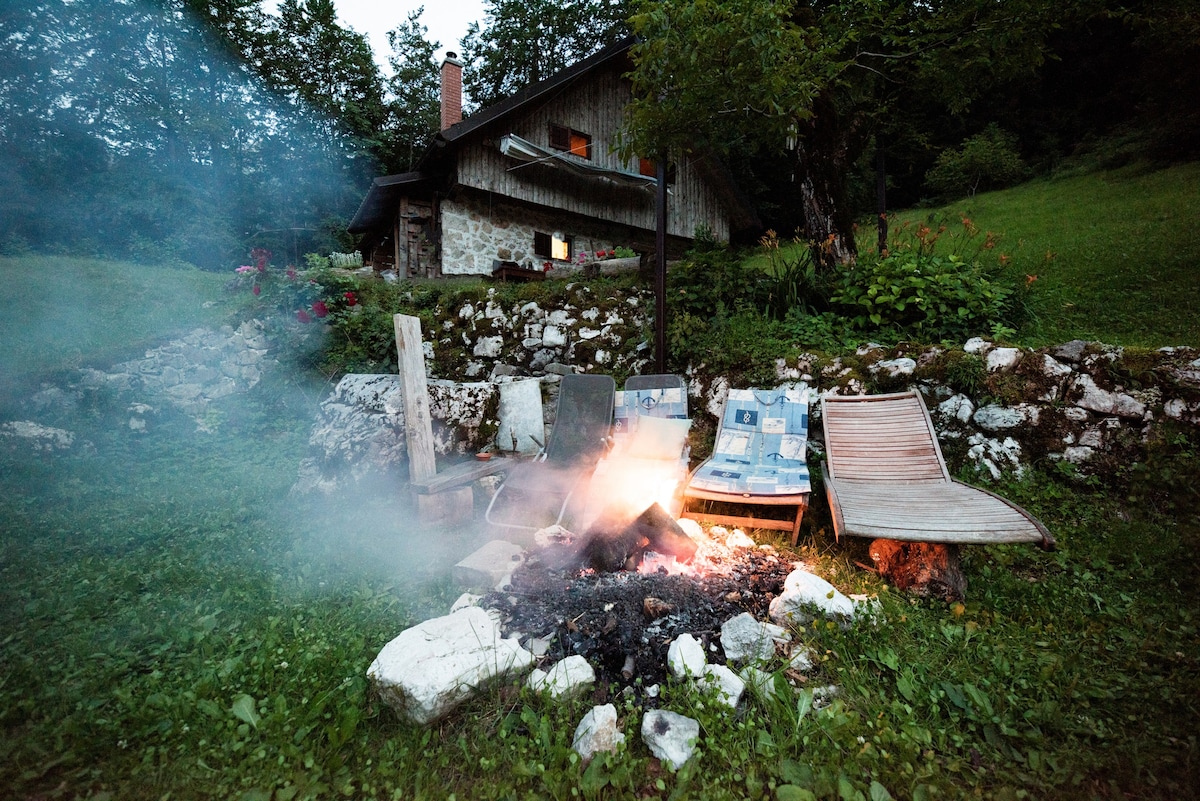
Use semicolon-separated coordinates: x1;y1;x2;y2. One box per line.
1;167;1198;799
0;255;231;388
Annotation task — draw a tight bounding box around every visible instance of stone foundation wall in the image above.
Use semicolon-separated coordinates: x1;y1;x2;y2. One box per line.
439;195;629;276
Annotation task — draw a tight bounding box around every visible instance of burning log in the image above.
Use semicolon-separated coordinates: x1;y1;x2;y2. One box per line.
868;539;966;601
581;502;698;573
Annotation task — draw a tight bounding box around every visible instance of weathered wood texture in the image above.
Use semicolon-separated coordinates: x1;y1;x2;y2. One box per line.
393;314;437;483
822;391;1053;548
454;65;733;241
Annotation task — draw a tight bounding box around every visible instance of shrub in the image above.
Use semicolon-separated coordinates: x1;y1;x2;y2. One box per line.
925;124;1027;199
826;215;1026;343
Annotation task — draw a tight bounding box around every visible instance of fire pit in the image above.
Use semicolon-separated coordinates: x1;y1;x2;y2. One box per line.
482;512;795;691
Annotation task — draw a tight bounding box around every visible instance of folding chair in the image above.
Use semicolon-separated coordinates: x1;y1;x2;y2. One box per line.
484;373;615;531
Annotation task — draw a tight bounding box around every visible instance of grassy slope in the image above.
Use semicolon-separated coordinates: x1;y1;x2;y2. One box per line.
0;255;231;382
893;162;1200;347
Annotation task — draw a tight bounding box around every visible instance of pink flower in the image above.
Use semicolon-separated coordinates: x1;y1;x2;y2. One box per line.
312;300;328;318
286;266;297;280
251;284;261;296
235;265;255;274
344;291;357;306
296;309;311;323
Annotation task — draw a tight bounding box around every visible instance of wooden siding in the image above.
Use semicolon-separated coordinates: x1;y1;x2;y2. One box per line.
454;66;732;241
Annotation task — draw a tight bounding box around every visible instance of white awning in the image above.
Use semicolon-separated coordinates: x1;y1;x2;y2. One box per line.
499;134;658;189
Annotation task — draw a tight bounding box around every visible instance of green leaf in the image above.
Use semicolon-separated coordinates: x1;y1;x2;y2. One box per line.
231;693;260;729
777;787;818;801
869;781;895;801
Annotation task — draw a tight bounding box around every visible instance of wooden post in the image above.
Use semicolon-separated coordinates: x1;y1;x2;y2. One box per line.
393;314;437;484
655;156;668;373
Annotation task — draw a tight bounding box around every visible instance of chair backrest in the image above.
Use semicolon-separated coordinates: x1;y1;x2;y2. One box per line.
712;386;809;467
614;374;688;441
543;373;616;466
821;390;950;482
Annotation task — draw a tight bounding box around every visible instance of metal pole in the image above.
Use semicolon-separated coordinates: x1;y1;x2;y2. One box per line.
655;156;667;373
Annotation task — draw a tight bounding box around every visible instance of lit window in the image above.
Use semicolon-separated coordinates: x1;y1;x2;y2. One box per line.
534;231;573;261
549;124;592;160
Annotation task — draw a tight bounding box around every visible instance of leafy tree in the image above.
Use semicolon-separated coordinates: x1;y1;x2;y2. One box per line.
460;0;631;109
382;8;441;172
622;0;1063;266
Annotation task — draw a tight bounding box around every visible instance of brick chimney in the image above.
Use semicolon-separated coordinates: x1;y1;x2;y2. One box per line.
440;52;464;131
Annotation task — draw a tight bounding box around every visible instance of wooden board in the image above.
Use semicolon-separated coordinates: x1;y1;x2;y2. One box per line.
394;314;437;484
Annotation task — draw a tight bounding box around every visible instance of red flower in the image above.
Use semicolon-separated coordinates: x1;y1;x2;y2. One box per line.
251;284;261;296
286;266;297;280
344;291;357;306
312;300;328;318
296;309;311;323
543;261;553;272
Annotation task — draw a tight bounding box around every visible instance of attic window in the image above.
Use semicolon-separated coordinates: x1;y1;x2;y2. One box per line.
549;124;591;160
534;230;573;261
638;157;677;184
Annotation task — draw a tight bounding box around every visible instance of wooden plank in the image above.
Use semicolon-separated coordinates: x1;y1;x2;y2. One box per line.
411;458;509;494
394;314;437;484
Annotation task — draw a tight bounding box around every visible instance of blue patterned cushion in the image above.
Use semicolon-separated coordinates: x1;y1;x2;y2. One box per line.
689;386;811;495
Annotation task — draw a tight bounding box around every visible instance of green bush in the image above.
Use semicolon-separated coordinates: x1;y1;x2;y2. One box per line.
925;124;1027;199
826;216;1025;342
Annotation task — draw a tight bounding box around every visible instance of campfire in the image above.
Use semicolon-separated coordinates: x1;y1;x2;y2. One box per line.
483;497;796;691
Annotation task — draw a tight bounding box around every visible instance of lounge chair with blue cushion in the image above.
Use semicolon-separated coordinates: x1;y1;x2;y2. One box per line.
682;385;811;544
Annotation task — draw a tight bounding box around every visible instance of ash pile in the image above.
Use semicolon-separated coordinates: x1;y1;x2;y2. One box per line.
481;504;795;690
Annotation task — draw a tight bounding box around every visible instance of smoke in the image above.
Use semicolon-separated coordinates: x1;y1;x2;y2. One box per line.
0;0;371;268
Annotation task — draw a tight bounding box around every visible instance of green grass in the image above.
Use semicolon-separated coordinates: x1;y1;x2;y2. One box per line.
891;162;1200;347
0;255;231;381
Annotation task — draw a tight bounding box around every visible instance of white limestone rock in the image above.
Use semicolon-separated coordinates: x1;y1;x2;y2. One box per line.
453;540;525;591
527;655;596;698
788;647;816;673
739;666;776;700
700;663;746;708
572;704;625;761
0;421;77;452
768;568;855;626
541;325;567;348
870;357;917;378
449;593;482;613
720;612;788;665
937;394;975;424
972;404;1028;431
667;633;707;678
986;347;1022;372
641;710;700;769
1070;374;1146;419
963;337;991;355
366;606;535;725
472;335;504;358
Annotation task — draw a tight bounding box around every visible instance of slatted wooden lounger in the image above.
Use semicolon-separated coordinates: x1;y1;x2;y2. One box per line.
820;390;1054;549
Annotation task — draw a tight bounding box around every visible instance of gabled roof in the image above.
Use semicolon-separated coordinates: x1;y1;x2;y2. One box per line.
349;35;758;235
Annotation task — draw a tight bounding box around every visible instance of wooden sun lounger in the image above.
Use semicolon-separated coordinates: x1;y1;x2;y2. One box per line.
820;390;1054;549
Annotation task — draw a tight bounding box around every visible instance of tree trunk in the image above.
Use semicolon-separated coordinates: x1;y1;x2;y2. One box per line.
793;94;859;268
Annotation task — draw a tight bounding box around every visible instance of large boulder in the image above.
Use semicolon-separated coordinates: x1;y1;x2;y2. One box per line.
367;606;535;725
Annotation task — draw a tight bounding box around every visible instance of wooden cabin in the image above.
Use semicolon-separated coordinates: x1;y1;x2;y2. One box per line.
348;37;756;278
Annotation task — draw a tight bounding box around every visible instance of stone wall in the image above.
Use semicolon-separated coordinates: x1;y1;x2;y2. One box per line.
439;195;629;276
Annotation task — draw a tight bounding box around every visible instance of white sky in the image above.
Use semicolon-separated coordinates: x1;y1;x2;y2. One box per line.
329;0;487;74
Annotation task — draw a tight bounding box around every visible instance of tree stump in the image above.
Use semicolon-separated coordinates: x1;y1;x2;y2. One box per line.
868;539;967;601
